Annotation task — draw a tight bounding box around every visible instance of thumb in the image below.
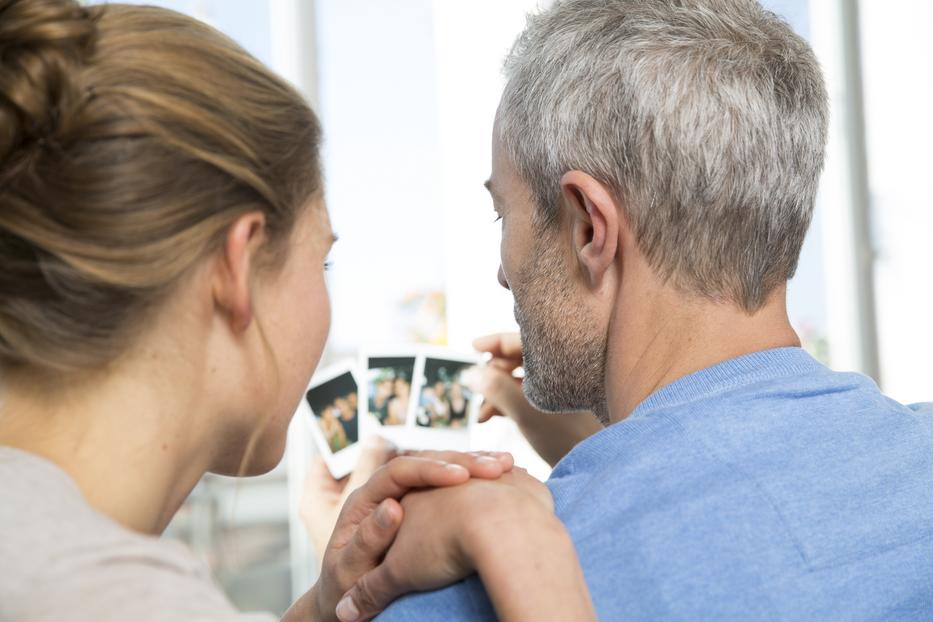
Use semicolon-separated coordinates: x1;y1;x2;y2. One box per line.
335;560;404;622
477;365;529;420
473;331;523;362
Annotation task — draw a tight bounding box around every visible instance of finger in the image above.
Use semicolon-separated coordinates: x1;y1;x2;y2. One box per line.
487;356;523;375
341;437;398;503
478;402;502;423
476;366;531;418
472;332;523;361
336;556;407;622
342;456;472;515
398;449;513;476
304;457;344;496
508;469;556;511
482;362;524;387
335;570;400;622
301;458;348;557
337;498;403;583
471;450;515;471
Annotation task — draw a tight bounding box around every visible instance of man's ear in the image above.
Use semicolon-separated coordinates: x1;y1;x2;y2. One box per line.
561;171;620;290
212;212;267;333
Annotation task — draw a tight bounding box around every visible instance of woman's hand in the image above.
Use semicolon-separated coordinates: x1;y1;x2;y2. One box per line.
299;447;514;622
301;438;396;559
473;332;604;466
338;468;595;622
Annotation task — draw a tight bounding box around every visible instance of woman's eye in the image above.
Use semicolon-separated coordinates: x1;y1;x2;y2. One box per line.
493;215;503;223
324;261;334;272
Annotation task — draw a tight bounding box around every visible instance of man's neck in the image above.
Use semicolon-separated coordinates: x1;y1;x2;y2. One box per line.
604;283;800;424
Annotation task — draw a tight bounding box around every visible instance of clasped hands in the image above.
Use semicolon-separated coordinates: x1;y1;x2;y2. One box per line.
302;441;554;622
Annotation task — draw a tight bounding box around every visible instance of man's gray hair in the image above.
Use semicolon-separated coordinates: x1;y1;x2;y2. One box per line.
497;0;828;311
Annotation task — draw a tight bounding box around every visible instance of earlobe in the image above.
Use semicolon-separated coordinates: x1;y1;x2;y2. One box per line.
561;171;620;291
213;212;266;334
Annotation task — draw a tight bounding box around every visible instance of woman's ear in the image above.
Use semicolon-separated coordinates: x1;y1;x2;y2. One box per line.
561;171;620;290
212;212;267;333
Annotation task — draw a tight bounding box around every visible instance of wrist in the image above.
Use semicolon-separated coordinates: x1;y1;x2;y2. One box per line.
461;496;568;570
307;582;330;622
282;583;328;622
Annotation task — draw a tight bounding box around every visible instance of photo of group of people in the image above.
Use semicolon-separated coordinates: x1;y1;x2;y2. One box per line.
366;356;414;427
415;358;475;429
362;349;479;432
303;348;481;474
305;371;359;453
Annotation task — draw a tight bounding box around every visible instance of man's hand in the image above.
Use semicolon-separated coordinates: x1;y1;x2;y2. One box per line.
473;332;604;466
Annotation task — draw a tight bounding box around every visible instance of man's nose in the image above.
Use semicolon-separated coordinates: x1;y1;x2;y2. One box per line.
497;265;510;290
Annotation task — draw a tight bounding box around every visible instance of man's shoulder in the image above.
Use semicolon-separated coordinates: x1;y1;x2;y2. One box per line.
543;374;933;619
375;576;495;621
375;378;933;621
908;401;933;417
547;370;933;530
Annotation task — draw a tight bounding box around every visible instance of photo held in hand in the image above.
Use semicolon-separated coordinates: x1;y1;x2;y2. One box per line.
303;346;485;477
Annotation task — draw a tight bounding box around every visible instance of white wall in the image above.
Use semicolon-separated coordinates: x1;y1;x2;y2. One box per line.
315;0;447;354
860;1;933;404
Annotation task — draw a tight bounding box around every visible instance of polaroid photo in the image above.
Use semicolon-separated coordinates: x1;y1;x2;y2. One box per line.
301;361;362;479
360;350;417;445
407;348;482;450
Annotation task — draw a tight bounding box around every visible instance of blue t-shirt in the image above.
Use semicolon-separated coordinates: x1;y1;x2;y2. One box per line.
378;347;933;620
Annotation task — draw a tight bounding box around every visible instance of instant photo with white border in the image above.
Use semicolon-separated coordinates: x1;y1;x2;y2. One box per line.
406;347;482;450
300;361;362;479
359;348;418;446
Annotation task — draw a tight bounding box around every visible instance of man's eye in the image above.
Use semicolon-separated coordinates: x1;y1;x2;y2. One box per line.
324;261;334;271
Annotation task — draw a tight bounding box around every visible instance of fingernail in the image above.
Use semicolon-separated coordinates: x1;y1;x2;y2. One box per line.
444;463;468;473
336;596;360;622
375;502;393;529
477;456;498;464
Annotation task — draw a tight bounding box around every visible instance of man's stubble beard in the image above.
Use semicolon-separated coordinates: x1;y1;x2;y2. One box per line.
512;240;610;425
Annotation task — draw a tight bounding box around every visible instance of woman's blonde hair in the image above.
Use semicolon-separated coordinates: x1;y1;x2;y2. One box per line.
0;0;322;375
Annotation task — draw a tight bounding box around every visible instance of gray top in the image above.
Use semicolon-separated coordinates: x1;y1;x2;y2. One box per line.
0;446;276;622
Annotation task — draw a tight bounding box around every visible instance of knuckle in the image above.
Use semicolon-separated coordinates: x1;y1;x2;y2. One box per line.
354;519;382;554
365;458;389;483
488;372;511;394
353;578;381;614
383;559;404;589
377;460;397;476
332;565;355;595
343;487;363;509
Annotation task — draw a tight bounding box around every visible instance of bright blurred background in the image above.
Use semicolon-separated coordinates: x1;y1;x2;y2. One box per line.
89;0;932;615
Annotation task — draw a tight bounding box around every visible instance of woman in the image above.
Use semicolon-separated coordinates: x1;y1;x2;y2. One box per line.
319;405;348;452
369;377;393;425
333;396;358;444
447;381;469;428
384;377;409;426
0;2;595;622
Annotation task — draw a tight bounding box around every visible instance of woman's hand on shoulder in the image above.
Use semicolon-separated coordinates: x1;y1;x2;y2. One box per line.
304;446;514;622
336;466;558;621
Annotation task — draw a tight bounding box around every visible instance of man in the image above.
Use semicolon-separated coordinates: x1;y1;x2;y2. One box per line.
370;0;933;619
